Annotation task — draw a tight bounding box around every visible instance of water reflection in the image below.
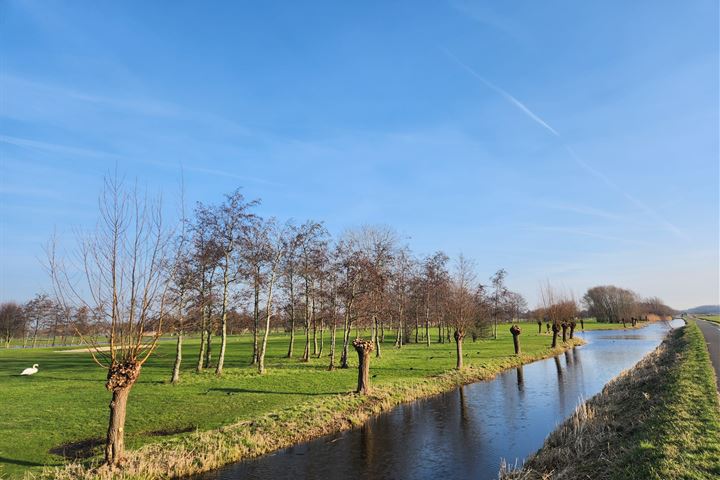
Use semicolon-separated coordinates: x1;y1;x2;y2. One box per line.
515;366;524;393
197;320;683;480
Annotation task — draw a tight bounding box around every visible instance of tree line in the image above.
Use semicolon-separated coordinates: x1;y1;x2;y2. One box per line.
3;176;675;469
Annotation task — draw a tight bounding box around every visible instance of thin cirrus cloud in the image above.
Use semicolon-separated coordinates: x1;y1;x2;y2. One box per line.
1;73;264;140
441;49;689;242
526;225;657;248
0;134;279;187
537;201;629;222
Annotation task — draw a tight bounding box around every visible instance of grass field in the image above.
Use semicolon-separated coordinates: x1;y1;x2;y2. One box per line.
502;319;720;480
0;319;627;478
698;314;720;325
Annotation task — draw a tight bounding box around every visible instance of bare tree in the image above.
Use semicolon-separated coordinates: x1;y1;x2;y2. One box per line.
200;190;257;376
326;264;341;370
540;282;577;348
297;221;328;362
422;252;449;347
583;285;638;323
48;176;177;466
391;247;413;349
490;269;508;339
0;302;24;348
257;221;288;374
189;204;222;371
169;258;192;384
242;217;273;365
23;294;54;348
282;223;303;358
449;254;477;370
336;240;365;369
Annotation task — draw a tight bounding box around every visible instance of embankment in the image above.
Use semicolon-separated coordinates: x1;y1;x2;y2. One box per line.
500;320;720;480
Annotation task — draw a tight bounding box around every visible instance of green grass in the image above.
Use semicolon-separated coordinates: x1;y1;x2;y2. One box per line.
698;314;720;325
623;320;720;479
0;321;595;478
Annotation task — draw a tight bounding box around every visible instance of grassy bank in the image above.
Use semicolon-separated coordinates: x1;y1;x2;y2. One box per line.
698;314;720;325
0;321;592;479
501;320;720;480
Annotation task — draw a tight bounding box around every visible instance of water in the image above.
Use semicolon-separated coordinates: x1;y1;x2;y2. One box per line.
198;320;684;480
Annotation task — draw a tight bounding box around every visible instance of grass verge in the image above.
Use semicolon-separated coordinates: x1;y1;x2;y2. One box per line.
698;315;720;325
500;320;720;480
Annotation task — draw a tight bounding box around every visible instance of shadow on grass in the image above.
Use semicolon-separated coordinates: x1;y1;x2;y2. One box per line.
207;387;342;396
0;456;46;467
49;426;197;462
49;438;103;460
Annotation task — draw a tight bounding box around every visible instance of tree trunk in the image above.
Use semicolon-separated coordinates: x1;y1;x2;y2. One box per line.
537;321;542;334
171;293;184;384
258;269;278;375
551;323;560;348
104;361;140;466
302;320;310;362
425;303;430;347
204;326;212;368
195;324;205;372
215;266;230;376
287;283;295;358
302;278;310;362
105;387;130;466
510;325;521;355
395;316;402;348
561;323;568;343
454;329;465;369
580;318;585;330
569;322;576;339
171;334;182;384
329;316;337;371
340;308;351;368
414;309;419;344
252;272;260;365
287;314;296;358
312;299;318;356
374;316;381;358
317;315;324;358
353;339;374;394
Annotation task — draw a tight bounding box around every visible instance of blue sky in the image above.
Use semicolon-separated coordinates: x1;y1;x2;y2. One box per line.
1;0;718;309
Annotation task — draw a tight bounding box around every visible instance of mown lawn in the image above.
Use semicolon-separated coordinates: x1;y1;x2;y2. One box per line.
0;318;625;478
699;314;720;325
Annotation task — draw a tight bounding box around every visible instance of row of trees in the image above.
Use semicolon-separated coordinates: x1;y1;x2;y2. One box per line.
0;295;105;348
15;177;675;470
39;179;531;468
582;285;675;323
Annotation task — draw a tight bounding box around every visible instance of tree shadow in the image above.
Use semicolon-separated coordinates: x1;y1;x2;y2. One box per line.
49;438;103;460
207;387;341;396
0;456;48;467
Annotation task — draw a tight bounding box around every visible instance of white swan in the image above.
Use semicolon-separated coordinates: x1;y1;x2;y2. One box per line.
20;364;39;376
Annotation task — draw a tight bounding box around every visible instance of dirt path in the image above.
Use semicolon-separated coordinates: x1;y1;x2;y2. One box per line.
695;317;720;392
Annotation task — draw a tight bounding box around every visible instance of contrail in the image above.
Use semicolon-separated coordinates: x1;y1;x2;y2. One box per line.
443;49;688;241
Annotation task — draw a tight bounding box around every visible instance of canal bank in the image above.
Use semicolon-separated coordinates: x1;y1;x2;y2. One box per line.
501;320;720;480
196;321;679;480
